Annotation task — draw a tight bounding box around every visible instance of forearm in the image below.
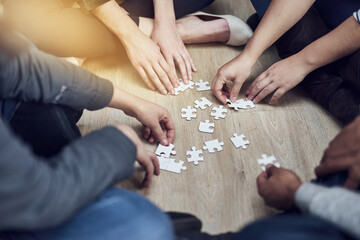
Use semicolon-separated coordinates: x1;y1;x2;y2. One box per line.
91;0;140;43
243;0;315;64
0;123;136;230
295;183;360;238
153;0;176;25
297;16;360;73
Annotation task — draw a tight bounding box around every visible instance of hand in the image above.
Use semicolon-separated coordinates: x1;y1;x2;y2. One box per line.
257;165;302;210
122;31;178;95
315;116;360;189
151;21;196;83
115;125;160;188
247;54;311;104
211;53;254;104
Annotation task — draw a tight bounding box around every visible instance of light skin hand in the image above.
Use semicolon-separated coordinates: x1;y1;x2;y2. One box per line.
91;0;177;95
257;165;302;210
108;87;175;145
151;21;196;84
115;125;160;188
211;53;254;104
315;117;360;190
246;54;311;104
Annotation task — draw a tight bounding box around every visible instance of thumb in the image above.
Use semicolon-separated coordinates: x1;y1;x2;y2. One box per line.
229;79;243;102
266;164;280;176
150;123;168;146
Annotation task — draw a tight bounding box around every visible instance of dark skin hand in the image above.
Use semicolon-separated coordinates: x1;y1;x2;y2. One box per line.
315;116;360;190
257;164;302;210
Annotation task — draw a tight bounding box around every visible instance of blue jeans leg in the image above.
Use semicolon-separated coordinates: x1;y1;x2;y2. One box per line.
1;188;174;240
250;0;271;18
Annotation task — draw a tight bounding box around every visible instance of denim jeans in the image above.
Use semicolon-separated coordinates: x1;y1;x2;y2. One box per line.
1;102;175;240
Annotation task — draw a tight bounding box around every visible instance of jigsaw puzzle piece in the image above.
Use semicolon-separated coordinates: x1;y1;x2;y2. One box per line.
155;143;176;157
186;146;204;165
210;106;228;120
194;97;213;110
198;120;215;133
257;154;280;171
181;106;197;121
203;139;224;153
195;80;211;91
230;133;250;150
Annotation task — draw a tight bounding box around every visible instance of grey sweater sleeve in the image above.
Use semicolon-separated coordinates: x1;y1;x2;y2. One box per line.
0;121;136;230
295;183;360;238
0;32;113;111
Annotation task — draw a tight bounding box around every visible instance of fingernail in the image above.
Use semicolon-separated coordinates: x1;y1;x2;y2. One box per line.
170;89;175;95
232;97;237;102
189;75;193;80
194;67;198;72
174;83;178;88
161;138;168;146
162;89;168;95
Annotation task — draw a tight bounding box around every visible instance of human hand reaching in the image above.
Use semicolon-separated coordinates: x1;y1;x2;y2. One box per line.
151;21;196;84
115;125;160;188
211;53;254;104
247;54;311;104
257;165;302;210
315;116;360;190
122;31;179;95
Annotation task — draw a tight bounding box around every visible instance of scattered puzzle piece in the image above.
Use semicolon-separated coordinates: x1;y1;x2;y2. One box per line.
157;154;187;174
198;120;215;133
174;80;195;95
195;80;211;91
226;98;255;110
257;154;280;171
155;143;176;158
186;146;204;165
230;133;250;150
203;139;224;153
181;106;197;121
194;97;213;110
210;105;228;120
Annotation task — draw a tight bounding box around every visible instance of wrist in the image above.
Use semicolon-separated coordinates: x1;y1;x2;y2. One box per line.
296;48;321;74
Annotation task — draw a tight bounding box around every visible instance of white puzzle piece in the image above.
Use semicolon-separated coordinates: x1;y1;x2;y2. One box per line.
181;106;197;121
195;80;211;91
257;154;280;171
194;97;213;110
203;139;224;153
210;105;228;120
230;133;250;149
186;146;204;165
198;120;215;133
155;143;176;157
174;80;195;95
226;98;255;110
157;154;187;174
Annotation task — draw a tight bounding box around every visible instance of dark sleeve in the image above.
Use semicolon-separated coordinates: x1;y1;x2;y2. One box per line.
0;31;113;111
0;120;136;231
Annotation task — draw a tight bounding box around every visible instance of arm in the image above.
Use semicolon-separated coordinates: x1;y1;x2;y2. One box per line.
91;0;178;94
0;121;136;230
295;183;360;239
212;0;315;103
246;12;360;104
151;0;196;83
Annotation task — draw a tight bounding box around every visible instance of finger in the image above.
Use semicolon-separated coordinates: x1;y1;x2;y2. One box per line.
161;56;179;87
149;151;160;176
229;78;244;102
141;158;154;188
269;88;286;105
252;83;277;104
143;127;151;140
153;63;175;95
247;76;272;101
144;65;168;95
344;171;360;190
315;158;351;177
256;171;269;196
174;55;189;83
188;52;197;72
137;67;156;91
247;71;268;95
162;115;175;144
211;74;228;104
182;53;193;81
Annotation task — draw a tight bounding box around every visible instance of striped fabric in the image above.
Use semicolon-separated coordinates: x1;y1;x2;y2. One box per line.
354;9;360;23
